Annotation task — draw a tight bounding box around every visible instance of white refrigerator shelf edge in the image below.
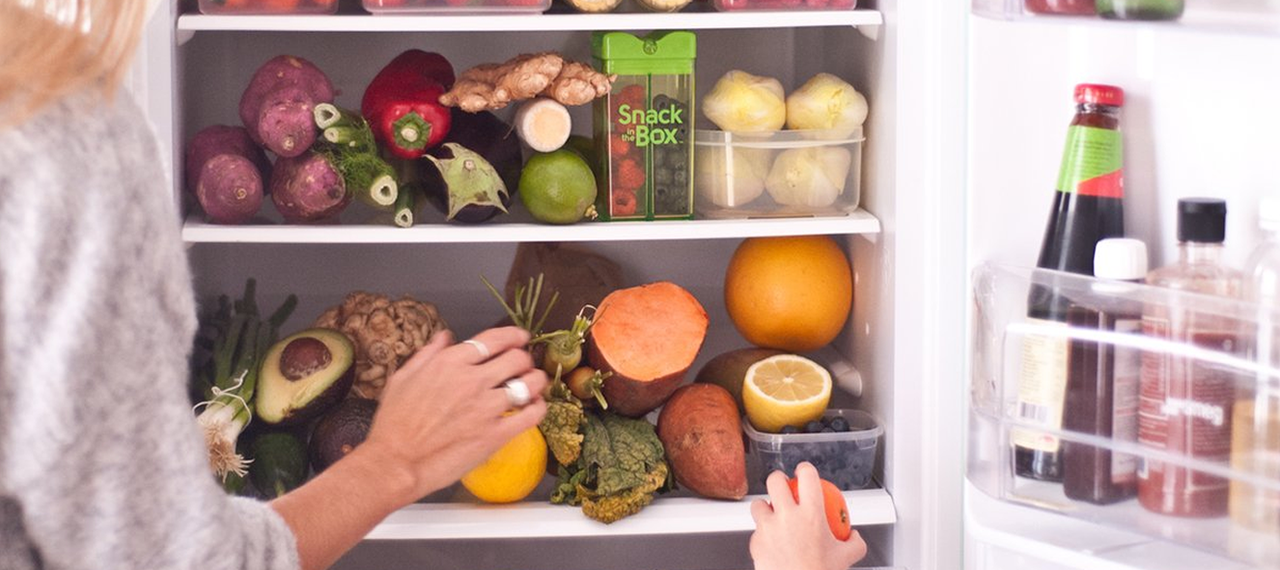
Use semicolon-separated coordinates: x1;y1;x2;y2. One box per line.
182;210;882;244
366;488;895;540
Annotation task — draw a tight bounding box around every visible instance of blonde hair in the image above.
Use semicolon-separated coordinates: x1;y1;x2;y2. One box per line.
0;0;150;125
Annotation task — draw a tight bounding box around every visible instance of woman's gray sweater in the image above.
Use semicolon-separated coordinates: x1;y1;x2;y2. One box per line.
0;88;299;570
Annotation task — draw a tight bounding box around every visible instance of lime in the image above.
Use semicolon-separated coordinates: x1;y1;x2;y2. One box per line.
520;150;598;225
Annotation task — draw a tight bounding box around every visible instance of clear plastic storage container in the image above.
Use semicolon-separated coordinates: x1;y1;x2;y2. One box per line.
198;0;339;15
694;128;863;219
362;0;550;14
712;0;855;11
743;409;882;490
970;263;1280;568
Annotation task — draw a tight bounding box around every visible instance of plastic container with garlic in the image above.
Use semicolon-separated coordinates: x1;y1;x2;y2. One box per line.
694;128;863;218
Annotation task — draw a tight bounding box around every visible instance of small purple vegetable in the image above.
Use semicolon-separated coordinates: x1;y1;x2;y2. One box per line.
197;155;264;225
185;125;270;224
270;152;350;224
239;55;335;158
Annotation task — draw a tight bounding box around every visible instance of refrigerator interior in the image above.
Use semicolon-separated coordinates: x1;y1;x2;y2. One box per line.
128;0;969;568
966;8;1280;570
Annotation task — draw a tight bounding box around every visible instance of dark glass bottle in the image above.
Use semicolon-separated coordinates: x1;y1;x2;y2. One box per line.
1015;84;1126;482
1063;238;1147;504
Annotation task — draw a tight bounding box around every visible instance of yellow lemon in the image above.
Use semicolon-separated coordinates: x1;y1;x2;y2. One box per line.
461;426;548;504
742;354;832;433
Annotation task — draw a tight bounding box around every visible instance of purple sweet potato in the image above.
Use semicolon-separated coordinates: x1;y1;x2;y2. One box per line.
197;155;264;225
239;55;335;158
270;152;350;224
185;125;270;224
184;125;269;193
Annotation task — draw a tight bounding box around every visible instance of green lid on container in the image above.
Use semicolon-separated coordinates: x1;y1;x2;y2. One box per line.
591;31;696;75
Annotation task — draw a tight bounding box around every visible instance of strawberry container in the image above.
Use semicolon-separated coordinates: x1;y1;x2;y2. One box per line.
198;0;339;14
743;409;881;491
362;0;550;13
592;31;697;221
712;0;856;10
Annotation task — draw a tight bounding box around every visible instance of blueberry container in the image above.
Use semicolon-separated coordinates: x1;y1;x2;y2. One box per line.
743;409;881;490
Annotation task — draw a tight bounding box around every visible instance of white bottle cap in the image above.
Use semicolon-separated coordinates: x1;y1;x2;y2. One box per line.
1260;196;1280;232
1094;238;1149;281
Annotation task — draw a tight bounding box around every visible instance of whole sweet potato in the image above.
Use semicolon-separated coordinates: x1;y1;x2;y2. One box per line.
656;383;748;500
184;125;270;224
196;155;264;225
270;152;349;223
239;55;335;158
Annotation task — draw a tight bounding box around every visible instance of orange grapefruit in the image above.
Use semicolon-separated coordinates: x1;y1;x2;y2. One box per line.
724;236;853;352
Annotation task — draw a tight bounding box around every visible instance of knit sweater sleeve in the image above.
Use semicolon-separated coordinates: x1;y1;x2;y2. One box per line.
0;89;299;570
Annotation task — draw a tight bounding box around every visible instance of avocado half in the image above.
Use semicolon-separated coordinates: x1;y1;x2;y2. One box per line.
256;328;355;426
310;397;376;474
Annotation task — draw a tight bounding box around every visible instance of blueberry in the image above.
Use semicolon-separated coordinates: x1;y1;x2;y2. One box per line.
672;168;688;186
654;169;673;187
805;421;825;434
829;417;851;432
780;425;799;435
822;426;835;433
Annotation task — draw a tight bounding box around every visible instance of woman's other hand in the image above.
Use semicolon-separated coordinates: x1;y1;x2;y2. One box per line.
361;326;548;502
749;462;868;570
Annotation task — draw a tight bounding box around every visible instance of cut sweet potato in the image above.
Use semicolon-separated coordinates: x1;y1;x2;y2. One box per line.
657;383;748;500
588;281;708;417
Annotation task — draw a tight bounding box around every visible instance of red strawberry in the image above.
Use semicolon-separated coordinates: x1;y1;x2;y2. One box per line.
613;158;645;191
612;190;638;217
609;133;632;158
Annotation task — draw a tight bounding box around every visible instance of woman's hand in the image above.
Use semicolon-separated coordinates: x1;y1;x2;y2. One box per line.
361;326;549;502
749;462;868;570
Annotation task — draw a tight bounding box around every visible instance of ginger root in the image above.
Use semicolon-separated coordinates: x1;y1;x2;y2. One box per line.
314;292;450;400
441;53;614;112
543;61;614;106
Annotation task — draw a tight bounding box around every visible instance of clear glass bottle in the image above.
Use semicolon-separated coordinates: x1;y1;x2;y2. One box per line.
1138;198;1241;517
1231;197;1280;534
1063;237;1148;505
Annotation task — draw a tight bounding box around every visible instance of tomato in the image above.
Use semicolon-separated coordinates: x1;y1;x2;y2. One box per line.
787;476;852;541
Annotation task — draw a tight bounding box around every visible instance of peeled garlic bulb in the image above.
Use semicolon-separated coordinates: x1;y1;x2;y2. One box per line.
785;73;868;138
765;147;852;208
702;70;787;133
696;146;773;208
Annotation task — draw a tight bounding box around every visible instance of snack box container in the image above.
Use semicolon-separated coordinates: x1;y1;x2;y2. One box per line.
198;0;340;15
362;0;550;14
712;0;855;11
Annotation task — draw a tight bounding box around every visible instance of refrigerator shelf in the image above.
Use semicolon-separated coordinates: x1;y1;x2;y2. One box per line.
968;263;1280;569
966;482;1258;570
180;209;882;244
175;8;883;34
367;488;895;540
971;0;1280;37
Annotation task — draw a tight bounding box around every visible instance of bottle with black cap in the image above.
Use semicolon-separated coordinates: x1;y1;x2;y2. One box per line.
1138;197;1242;517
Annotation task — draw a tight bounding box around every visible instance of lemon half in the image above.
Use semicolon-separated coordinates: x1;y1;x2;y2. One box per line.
742;354;832;433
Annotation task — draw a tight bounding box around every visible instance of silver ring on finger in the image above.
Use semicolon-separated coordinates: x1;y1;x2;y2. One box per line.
502;378;532;408
463;339;491;360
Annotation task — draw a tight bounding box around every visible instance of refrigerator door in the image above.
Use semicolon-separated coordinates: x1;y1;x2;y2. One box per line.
964;6;1280;569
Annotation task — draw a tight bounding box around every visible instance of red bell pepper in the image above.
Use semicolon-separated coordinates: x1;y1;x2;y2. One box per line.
362;50;456;160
